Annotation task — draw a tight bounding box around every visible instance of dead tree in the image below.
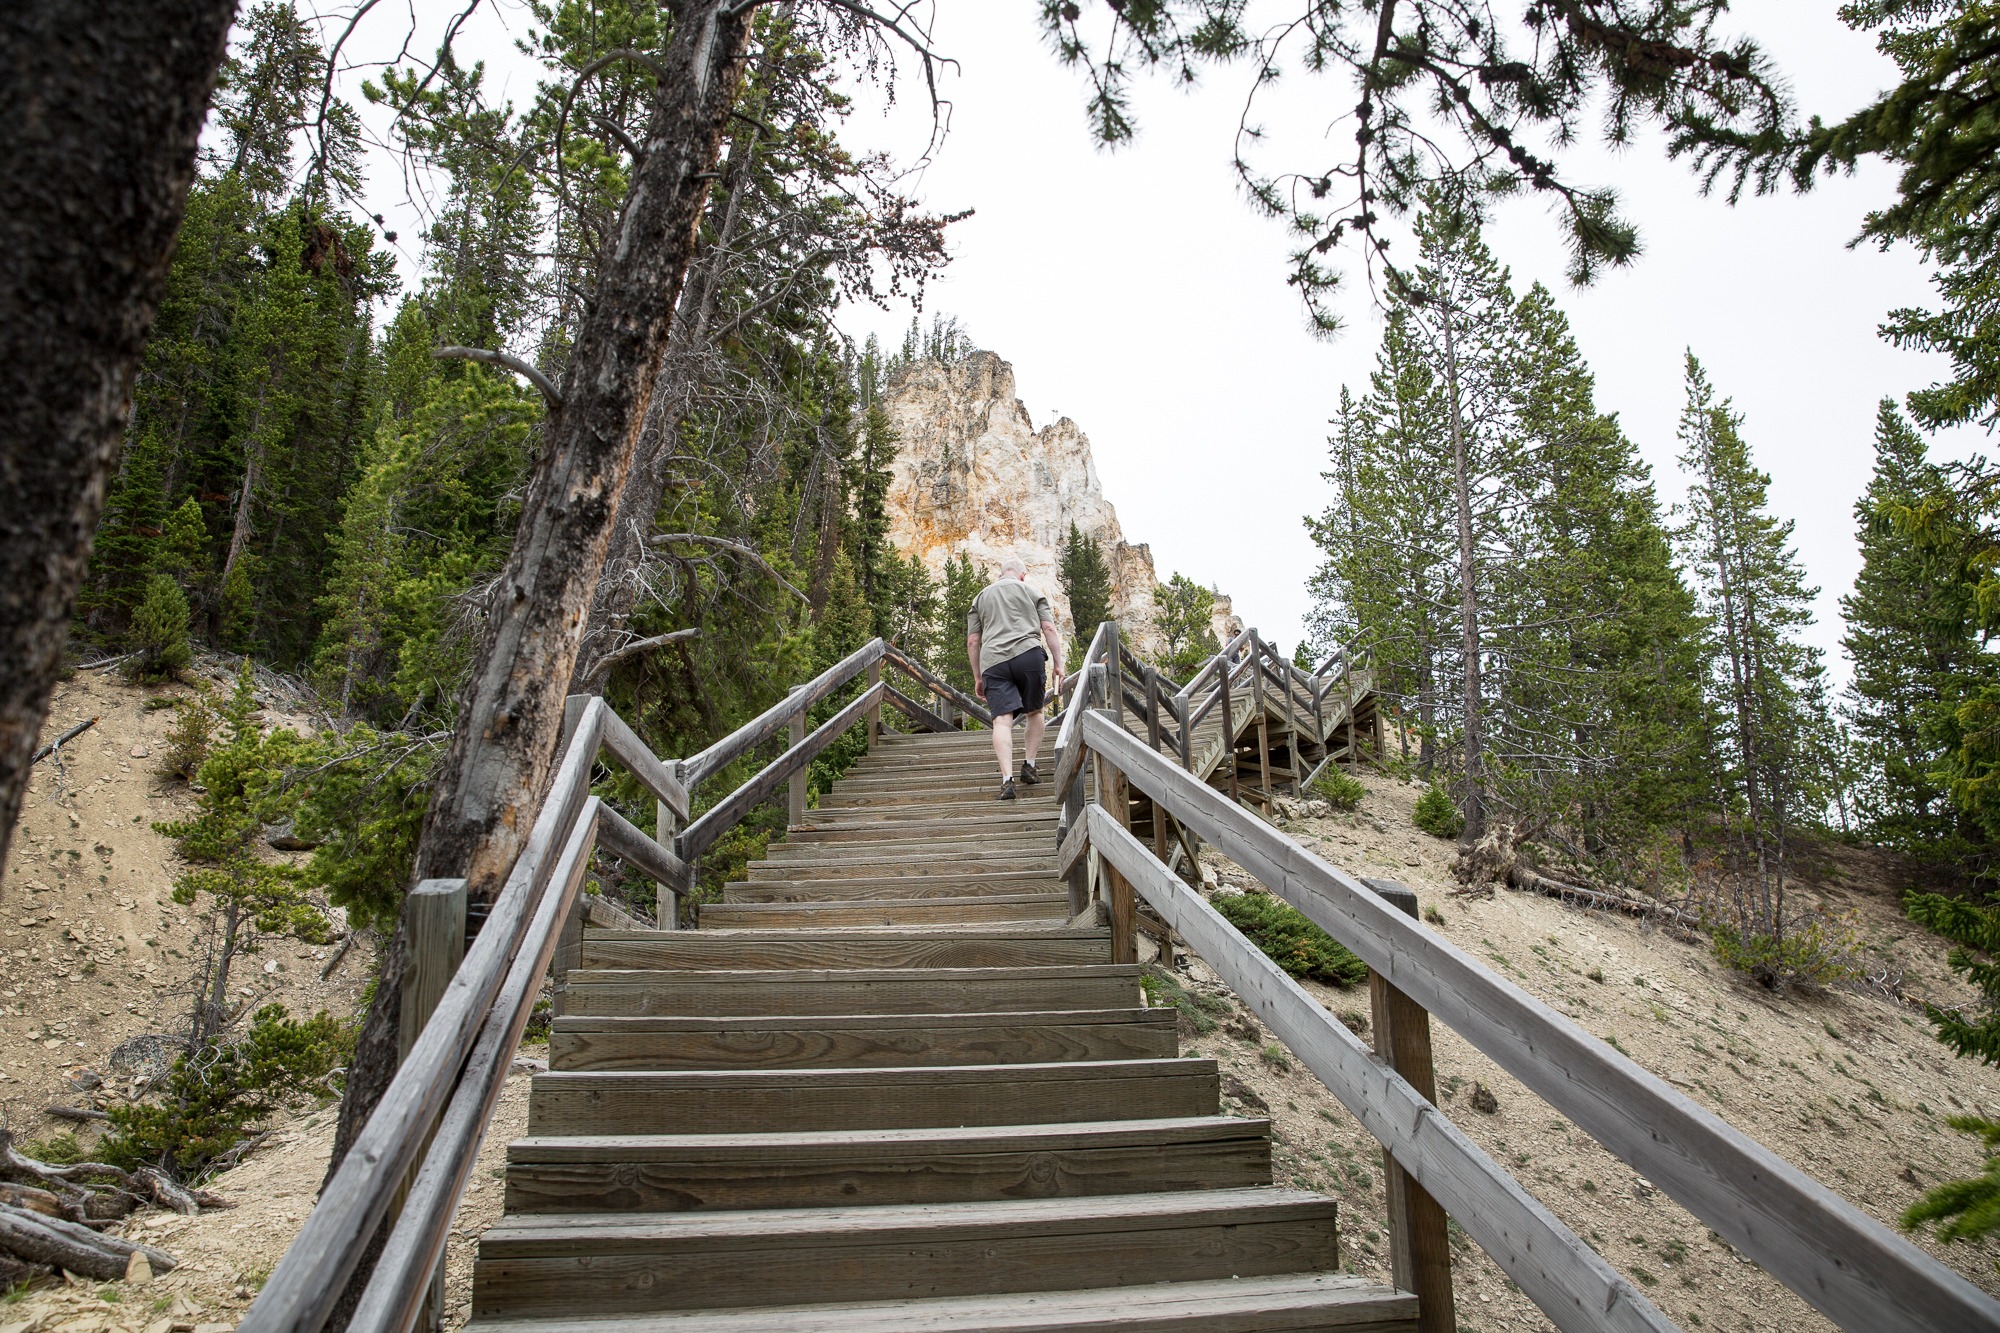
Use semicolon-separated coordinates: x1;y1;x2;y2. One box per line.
319;1;764;1316
0;0;240;882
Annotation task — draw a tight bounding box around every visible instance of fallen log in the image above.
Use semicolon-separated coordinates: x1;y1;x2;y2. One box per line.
1506;864;1703;940
0;1182;63;1219
30;716;97;764
0;1129;198;1216
0;1202;175;1281
44;1105;110;1123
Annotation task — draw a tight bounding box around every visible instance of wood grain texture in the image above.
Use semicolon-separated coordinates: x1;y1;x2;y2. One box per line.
681;639;885;790
599;707;688;822
502;1117;1270;1212
577;926;1108;972
526;1059;1221;1135
560;964;1146;1018
724;874;1067;902
461;1271;1413;1333
548;1008;1174;1071
697;894;1071;929
1082;714;2000;1333
472;1188;1336;1317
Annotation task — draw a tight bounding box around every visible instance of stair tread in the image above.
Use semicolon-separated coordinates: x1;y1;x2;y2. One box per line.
532;1057;1216;1087
507;1116;1270;1160
480;1186;1332;1253
462;1272;1412;1332
551;1007;1170;1033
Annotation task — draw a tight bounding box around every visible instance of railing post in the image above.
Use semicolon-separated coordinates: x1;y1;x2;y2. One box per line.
1104;621;1123;732
865;654;882;743
788;684;807;829
1362;876;1455;1333
397;877;465;1333
1219;658;1239;802
1091;667;1136;964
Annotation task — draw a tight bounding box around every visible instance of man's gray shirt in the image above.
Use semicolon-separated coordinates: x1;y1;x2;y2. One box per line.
968;580;1053;674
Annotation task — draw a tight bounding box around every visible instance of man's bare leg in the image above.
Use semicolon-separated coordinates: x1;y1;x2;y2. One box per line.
991;712;1016;783
1022;708;1046;771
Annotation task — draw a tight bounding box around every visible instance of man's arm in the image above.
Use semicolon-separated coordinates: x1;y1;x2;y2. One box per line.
1041;619;1065;692
967;632;984;701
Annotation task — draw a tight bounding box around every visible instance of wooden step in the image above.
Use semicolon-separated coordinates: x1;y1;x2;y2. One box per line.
526;1059;1221;1134
724;874;1066;902
802;804;1060;829
548;1008;1177;1072
752;849;1055;877
471;1188;1337;1318
826;780;1060;804
560;964;1145;1018
503;1116;1270;1212
697;894;1071;929
784;814;1055;843
463;1271;1414;1333
579;926;1106;972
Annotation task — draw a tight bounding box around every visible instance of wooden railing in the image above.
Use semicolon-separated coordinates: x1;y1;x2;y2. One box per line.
241;637;986;1333
1059;701;2000;1333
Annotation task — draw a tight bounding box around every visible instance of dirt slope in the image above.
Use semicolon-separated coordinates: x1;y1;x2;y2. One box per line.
1183;770;2000;1332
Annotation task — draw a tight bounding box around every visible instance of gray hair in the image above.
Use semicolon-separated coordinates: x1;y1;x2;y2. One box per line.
999;557;1027;578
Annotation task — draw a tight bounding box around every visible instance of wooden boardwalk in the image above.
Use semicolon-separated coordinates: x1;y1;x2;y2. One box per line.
466;727;1416;1330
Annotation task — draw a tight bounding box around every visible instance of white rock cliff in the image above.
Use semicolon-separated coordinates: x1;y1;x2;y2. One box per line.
881;351;1240;654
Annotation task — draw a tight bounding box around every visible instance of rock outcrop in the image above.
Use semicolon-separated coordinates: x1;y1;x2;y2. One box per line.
882;351;1236;653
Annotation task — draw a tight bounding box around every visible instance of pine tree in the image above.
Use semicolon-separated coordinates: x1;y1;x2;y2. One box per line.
938;551;985;695
1841;399;1991;858
1676;354;1834;984
1058;521;1113;650
1154;574;1219;682
128;575;193;682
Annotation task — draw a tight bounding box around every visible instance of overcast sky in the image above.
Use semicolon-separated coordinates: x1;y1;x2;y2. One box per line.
351;1;1989;679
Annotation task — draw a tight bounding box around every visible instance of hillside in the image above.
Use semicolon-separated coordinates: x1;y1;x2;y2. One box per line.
2;682;1997;1331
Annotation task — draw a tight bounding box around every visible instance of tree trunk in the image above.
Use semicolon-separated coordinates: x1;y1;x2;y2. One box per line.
1439;312;1487;840
320;4;759;1320
0;0;240;883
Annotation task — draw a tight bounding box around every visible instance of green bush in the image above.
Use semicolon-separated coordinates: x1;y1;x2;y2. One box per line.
1213;891;1368;987
1140;965;1235;1035
126;573;192;681
1310;768;1367;811
159;688;220;780
101;1005;351;1180
1413;784;1463;839
1704;909;1858;990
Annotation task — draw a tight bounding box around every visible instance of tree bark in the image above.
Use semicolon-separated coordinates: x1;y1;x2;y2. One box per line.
0;0;240;883
321;2;759;1319
1439;310;1487;842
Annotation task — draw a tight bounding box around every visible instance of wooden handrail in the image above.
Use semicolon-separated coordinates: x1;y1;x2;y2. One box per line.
882;641;992;726
1077;711;2000;1333
243;700;608;1333
681;638;884;790
1086;805;1672;1333
346;797;601;1333
680;679;885;860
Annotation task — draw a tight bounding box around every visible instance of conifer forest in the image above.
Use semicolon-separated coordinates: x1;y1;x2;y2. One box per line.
10;0;2000;1323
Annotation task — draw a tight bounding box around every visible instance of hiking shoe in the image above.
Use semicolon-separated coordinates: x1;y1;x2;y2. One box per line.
1018;761;1040;786
998;778;1017;801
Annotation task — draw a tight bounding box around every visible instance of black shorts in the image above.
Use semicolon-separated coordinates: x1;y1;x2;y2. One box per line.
982;647;1047;717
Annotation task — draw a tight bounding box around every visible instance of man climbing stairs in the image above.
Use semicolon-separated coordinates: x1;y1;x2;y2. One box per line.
466;727;1417;1330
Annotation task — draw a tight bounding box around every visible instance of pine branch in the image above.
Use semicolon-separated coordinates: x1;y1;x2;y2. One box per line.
432;346;563;412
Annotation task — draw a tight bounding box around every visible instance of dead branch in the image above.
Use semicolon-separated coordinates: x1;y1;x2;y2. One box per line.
43;1106;109;1123
1506;864;1703;941
0;1129;198;1216
590;627;700;677
646;533;807;602
433;346;563;412
318;929;363;979
31;717;96;764
0;1201;176;1281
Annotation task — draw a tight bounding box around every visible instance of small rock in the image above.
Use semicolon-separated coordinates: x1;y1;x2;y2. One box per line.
142;1319;173;1333
1469;1081;1500;1114
1633;1176;1655;1198
262;960;281;975
193;1324;235;1333
1403;855;1421;867
511;1055;549;1075
263;821;319;852
130;744;150;759
125;1250;153;1284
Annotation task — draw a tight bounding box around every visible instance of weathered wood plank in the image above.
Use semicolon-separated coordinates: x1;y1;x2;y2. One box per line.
526;1059;1222;1135
548;1008;1174;1072
1085;715;2000;1333
577;927;1108;973
472;1188;1334;1317
503;1117;1269;1213
596;802;689;891
682;680;885;859
560;964;1146;1018
884;682;957;733
599;706;688;822
697;893;1073;929
1087;804;1672;1333
681;639;885;790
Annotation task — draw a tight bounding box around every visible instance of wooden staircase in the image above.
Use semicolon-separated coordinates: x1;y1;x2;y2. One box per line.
466;727;1417;1331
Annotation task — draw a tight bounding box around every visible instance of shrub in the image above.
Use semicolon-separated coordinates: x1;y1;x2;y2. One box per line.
1310;768;1366;811
126;574;191;681
159;689;221;780
1213;891;1368;987
1694;881;1859;989
1413;784;1463;839
101;1005;351;1180
1140;965;1233;1036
